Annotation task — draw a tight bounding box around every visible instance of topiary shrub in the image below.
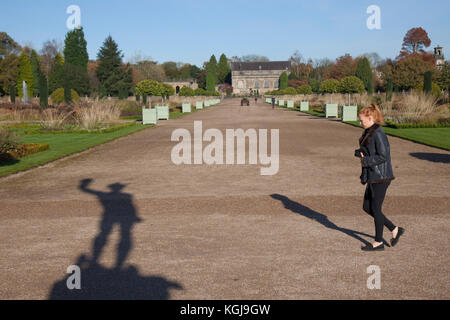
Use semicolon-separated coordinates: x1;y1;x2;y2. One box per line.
297;84;313;94
179;86;195;96
415;82;442;98
284;87;297;95
338;76;365;94
50;88;80;104
320;79;339;94
194;88;206;96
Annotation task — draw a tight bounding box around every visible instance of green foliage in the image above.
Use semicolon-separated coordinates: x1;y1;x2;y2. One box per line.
308;78;321;93
320;79;339;93
30;50;40;96
134;79;164;96
194;88;206;96
50;88;80;104
355;57;373;94
16;51;33;98
39;71;48;108
423;71;432;94
63;27;88;71
386;78;393;101
338;76;365;94
206;72;216;92
415;82;442;98
179;86;195;96
10;85;15;103
279;72;288;90
0;53;20;95
217;53;231;84
96;36;132;97
297;84;313;94
48;53;65;94
64;79;72;104
162;83;175;97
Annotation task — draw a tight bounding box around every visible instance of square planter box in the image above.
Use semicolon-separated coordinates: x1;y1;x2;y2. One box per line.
287;100;294;108
325;104;338;118
342;105;358;121
300;101;309;111
204;100;210;107
155;105;169;120
142;108;157;124
278;99;285;107
196;101;203;109
182;103;191;113
266;98;271;104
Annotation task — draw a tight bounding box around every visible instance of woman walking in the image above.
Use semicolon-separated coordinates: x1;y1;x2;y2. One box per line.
356;104;405;251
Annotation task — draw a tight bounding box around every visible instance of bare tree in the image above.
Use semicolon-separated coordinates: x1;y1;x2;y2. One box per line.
40;39;63;76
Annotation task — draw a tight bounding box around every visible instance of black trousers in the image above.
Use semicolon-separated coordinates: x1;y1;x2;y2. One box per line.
363;181;396;242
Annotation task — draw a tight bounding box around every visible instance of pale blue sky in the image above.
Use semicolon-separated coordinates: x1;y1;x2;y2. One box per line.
2;0;449;66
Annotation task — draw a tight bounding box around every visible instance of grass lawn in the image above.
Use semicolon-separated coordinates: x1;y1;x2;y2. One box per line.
343;121;450;151
0;123;154;177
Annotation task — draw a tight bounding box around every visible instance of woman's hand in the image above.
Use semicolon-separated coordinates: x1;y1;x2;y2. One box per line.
360;152;365;166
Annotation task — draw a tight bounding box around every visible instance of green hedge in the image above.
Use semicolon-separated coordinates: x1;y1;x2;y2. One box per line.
24;122;135;134
385;120;450;129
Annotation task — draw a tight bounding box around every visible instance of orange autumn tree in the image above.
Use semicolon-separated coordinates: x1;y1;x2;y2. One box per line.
397;27;432;60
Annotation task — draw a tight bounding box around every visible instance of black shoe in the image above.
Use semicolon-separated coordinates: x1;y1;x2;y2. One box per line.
361;243;385;251
390;227;405;247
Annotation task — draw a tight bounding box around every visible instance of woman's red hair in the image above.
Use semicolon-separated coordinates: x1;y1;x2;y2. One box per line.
359;104;385;125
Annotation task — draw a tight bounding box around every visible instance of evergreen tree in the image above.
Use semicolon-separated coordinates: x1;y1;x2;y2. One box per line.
10;85;15;103
30;50;41;96
217;53;231;84
279;72;288;90
64;75;72;104
386;78;393;101
423;71;432;94
63;27;88;71
206;72;216;92
48;53;64;94
205;55;218;89
16;51;33;98
63;27;89;95
355;57;373;94
39;71;48;108
96;36;132;97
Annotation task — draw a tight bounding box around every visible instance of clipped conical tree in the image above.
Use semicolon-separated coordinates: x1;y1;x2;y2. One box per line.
30;50;41;97
279;72;288;90
16;51;33;98
217;53;230;84
355;57;373;94
39;71;48;108
423;71;432;94
48;53;65;94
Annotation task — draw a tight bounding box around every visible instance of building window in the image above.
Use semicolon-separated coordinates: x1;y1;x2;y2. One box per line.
274;81;278;88
254;81;260;88
264;81;270;88
238;80;244;89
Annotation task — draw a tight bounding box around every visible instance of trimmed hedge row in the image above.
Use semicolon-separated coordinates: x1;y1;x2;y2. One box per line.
384;120;450;129
23;122;136;134
1;143;49;161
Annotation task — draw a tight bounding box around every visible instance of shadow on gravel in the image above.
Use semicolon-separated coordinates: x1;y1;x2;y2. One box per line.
409;152;450;163
270;194;387;246
48;178;183;300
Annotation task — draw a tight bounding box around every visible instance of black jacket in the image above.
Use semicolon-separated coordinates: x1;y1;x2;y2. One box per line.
358;123;395;184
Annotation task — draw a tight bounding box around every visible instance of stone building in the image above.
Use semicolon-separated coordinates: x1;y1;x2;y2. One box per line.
164;79;198;94
434;46;444;70
231;61;291;95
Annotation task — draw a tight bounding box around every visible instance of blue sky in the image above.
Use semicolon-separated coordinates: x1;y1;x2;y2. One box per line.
2;0;449;66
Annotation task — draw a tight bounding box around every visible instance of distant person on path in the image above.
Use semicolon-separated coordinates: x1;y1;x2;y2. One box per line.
356;104;405;251
254;97;258;104
271;96;275;109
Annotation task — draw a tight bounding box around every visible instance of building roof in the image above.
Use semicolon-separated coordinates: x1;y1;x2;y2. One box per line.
231;61;291;71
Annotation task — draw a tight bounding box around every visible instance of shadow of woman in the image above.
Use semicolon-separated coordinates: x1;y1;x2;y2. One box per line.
48;178;183;299
270;194;388;246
